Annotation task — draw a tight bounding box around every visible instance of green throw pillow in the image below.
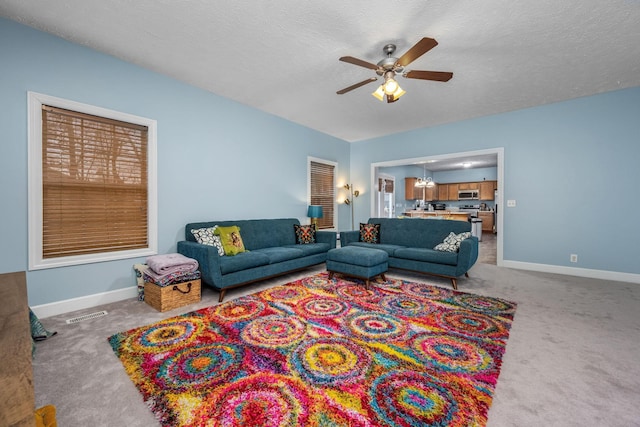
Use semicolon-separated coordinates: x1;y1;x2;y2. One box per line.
215;225;246;256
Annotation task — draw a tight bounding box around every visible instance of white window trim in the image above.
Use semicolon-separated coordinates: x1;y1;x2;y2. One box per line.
307;156;338;231
27;91;158;270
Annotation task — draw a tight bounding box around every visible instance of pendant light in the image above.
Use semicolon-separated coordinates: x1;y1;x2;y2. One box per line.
415;165;435;188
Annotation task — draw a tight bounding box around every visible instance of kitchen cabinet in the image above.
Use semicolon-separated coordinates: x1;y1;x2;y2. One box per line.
458;182;479;190
479;181;497;200
404;177;423;200
438;184;449;201
424;183;438;201
405;178;438;201
478;211;494;232
447;183;459;201
409;179;496;202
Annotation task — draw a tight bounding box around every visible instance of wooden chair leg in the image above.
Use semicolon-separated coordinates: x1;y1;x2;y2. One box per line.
365;279;370;290
450;278;458;290
465;272;469;278
218;289;226;303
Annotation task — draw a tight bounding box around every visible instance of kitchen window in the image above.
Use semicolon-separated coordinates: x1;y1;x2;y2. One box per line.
28;92;157;270
308;157;336;230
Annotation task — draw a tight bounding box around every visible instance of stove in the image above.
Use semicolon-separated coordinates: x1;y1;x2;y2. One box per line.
458;204;480;218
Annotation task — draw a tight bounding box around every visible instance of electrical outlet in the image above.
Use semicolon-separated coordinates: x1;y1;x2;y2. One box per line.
570;254;578;263
507;199;516;207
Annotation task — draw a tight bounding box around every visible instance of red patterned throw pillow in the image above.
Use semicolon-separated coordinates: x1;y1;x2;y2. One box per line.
294;224;316;244
359;223;381;243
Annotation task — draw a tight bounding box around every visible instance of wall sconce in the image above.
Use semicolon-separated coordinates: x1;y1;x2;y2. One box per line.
344;184;360;230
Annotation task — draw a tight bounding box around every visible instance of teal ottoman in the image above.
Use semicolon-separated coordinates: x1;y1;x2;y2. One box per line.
326;246;388;289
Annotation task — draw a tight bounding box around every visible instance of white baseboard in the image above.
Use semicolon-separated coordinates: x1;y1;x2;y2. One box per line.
31;286;139;319
501;260;640;284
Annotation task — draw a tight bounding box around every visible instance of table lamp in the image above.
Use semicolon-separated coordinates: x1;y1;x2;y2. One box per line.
307;205;323;230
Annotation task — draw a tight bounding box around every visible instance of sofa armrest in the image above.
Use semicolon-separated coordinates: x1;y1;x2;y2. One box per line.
177;241;223;287
340;230;360;246
316;230;337;249
457;236;479;272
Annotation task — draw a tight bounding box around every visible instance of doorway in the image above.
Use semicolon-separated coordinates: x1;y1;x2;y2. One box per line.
369;148;504;266
376;174;395;218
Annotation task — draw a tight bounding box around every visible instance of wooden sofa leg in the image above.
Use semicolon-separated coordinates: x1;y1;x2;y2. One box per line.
218;289;226;303
465;272;469;278
451;278;458;290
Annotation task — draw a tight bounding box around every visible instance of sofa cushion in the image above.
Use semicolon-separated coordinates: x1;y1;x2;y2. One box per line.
190;226;225;256
253;247;304;264
283;243;330;257
393;247;459;266
434;231;472;253
218;252;270;274
347;242;404;257
215;225;246;256
359;223;381;243
293;224;316;244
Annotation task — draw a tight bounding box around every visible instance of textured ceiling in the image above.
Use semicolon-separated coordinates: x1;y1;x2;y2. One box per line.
2;1;640;142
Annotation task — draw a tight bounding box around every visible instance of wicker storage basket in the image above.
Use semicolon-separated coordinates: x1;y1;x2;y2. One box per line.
144;279;201;312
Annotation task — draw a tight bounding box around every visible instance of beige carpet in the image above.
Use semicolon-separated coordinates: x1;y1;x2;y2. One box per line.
33;263;640;426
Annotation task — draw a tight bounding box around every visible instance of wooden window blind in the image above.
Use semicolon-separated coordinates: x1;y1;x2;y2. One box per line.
41;105;149;258
379;178;394;193
310;161;335;229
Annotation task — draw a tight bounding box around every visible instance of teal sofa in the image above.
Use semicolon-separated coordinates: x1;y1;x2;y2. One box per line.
340;217;478;289
177;218;336;302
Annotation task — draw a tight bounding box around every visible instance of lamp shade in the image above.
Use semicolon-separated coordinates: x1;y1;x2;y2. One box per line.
307;205;323;218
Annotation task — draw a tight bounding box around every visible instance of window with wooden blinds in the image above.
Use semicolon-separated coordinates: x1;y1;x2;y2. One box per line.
309;160;336;229
28;92;157;270
42;105;148;258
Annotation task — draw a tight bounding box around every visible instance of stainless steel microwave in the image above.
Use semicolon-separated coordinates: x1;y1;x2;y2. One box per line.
458;190;479;200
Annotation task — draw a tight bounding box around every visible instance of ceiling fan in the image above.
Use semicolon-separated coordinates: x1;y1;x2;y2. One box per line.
337;37;453;103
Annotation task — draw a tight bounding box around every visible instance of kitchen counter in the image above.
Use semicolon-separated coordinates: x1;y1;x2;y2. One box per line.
404;210;470;221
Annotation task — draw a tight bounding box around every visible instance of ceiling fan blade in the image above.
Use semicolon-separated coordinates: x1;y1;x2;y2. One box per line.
395;37;438;67
336;77;378;94
339;56;380;71
404;70;453;82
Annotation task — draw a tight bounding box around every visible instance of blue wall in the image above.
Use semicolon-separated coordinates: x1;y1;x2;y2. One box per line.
434;167;498;184
351;88;640;275
0;19;351;306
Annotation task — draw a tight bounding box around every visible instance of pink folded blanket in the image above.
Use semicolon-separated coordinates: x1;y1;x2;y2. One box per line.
146;253;198;276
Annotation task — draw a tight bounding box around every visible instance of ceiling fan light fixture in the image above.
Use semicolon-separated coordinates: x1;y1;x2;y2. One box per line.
372;85;385;101
337;37;452;102
391;85;405;100
372;83;405;103
383;77;399;95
